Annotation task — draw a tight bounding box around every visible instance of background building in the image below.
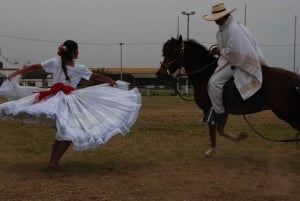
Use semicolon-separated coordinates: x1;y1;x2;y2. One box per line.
0;66;177;89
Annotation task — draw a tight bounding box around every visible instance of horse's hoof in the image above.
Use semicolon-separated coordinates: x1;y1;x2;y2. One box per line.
205;148;216;157
236;132;249;142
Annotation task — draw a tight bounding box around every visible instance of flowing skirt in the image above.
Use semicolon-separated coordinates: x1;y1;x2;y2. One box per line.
0;80;141;151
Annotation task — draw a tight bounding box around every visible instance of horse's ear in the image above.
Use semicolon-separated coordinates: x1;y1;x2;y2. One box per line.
177;35;183;43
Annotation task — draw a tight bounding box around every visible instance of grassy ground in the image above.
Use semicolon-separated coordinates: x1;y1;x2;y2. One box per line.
0;96;299;201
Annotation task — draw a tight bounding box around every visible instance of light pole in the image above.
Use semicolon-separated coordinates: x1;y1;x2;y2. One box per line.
118;42;124;80
181;11;196;40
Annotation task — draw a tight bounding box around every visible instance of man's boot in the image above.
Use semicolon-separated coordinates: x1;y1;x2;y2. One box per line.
202;108;215;124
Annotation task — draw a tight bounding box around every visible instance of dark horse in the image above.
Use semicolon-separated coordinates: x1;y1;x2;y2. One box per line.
158;35;300;156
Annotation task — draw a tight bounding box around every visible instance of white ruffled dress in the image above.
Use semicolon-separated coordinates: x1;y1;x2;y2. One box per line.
0;57;141;151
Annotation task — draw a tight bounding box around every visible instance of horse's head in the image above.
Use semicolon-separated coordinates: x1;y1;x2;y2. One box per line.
157;35;184;77
157;35;218;82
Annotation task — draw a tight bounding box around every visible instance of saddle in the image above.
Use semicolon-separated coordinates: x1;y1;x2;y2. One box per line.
222;74;266;114
222;65;300;114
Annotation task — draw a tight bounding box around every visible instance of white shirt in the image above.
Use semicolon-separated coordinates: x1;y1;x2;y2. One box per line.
41;57;92;88
217;15;268;100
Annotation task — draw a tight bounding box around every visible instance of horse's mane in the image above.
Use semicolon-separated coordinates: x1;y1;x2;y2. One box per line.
186;39;210;55
164;38;209;54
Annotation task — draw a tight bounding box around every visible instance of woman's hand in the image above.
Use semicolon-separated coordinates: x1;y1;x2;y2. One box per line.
107;78;116;86
91;73;116;86
7;72;17;81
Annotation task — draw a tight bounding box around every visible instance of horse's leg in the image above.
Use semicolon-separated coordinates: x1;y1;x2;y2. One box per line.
217;114;249;142
205;124;217;157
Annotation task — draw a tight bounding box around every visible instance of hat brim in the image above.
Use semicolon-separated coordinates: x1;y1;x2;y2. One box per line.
202;8;236;21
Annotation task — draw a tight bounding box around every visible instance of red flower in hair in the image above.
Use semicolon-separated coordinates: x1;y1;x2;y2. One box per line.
57;45;68;56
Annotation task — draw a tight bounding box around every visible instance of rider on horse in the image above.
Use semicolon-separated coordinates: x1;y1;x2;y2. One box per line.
202;3;269;125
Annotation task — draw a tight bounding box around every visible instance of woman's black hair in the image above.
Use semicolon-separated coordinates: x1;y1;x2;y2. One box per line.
59;40;78;81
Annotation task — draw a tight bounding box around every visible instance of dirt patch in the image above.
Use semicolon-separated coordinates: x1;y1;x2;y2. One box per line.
0;157;299;201
0;96;299;201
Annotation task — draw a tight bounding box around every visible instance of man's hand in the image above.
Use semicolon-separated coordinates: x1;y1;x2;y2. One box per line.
210;47;220;57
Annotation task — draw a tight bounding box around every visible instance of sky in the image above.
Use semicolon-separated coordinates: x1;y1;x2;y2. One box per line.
0;0;300;71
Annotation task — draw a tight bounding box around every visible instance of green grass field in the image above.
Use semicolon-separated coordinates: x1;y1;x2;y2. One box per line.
0;96;299;201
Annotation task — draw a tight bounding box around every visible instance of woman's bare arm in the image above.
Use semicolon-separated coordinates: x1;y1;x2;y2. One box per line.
90;73;116;86
8;64;43;80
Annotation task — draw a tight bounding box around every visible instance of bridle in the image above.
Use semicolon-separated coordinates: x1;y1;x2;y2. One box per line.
160;41;217;77
160;39;185;75
160;40;217;101
160;57;181;75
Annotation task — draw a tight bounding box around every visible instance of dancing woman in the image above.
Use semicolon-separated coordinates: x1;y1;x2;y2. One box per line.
0;40;141;170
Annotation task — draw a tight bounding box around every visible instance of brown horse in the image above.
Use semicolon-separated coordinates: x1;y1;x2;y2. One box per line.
158;36;300;156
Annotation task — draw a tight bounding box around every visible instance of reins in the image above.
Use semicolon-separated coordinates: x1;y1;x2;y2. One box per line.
174;59;217;102
174;80;194;101
242;115;300;147
182;59;218;76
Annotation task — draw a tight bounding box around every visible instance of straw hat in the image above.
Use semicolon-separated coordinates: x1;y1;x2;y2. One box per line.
203;3;236;21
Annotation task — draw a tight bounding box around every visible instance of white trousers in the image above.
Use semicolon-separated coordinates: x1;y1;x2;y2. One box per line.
207;64;234;114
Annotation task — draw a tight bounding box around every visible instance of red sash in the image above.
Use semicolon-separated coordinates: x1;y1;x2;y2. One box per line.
35;83;74;102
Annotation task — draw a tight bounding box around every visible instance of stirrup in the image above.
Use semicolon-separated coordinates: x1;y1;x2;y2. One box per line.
202;108;215;124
